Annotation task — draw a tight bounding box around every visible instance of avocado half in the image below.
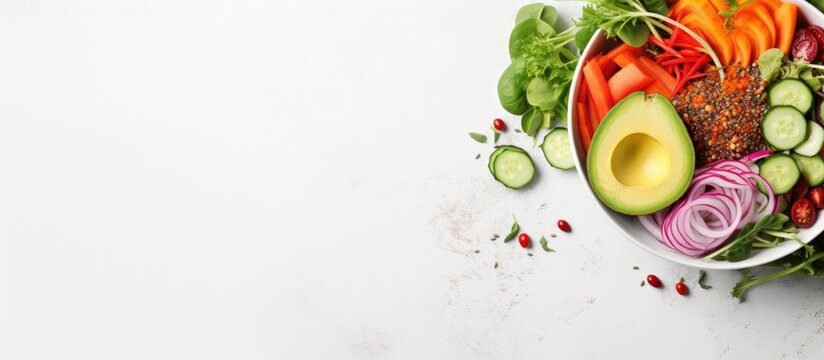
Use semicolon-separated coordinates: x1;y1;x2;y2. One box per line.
586;92;695;215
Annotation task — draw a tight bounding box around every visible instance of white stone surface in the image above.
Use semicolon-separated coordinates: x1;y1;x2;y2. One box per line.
0;0;823;359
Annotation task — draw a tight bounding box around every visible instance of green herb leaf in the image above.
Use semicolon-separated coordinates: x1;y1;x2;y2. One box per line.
493;129;501;143
733;252;824;301
539;236;555;252
705;214;796;262
521;107;544;137
504;216;520;242
698;270;712;290
469;132;487;143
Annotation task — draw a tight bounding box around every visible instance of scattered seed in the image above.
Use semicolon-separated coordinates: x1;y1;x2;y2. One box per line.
474;250;480;253
640;280;646;287
494;262;499;269
475;153;480;159
527;252;533;257
633;266;639;270
514;129;522;133
550;234;557;238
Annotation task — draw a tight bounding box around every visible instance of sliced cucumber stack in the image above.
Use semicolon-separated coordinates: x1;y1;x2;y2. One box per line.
769;79;814;113
488;145;535;189
761;106;808;150
541;128;574;170
792;153;824;186
758;154;801;194
794;121;824;157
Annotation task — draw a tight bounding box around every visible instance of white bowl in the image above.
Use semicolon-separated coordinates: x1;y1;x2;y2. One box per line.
568;0;824;269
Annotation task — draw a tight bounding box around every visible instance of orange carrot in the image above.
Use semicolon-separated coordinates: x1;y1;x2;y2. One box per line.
604;43;644;63
598;55;618;79
608;63;654;102
577;101;592;151
758;0;780;12
614;53;674;98
587;95;598;130
638;57;677;95
583;59;614;121
736;3;775;46
729;28;753;66
774;2;798;55
737;18;771;60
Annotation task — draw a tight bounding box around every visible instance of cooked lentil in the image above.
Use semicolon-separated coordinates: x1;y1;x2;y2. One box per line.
671;64;769;166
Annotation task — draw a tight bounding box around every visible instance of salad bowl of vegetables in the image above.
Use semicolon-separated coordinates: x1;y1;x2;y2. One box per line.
568;0;824;270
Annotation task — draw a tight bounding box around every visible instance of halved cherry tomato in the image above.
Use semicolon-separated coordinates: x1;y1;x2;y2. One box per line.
809;187;824;209
792;179;810;202
792;198;816;228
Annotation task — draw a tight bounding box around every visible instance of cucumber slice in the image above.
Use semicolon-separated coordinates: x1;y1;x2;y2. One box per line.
488;145;523;174
792;153;824;186
758;154;801;194
541;128;574;170
794;121;824;156
489;146;535;189
769;79;813;113
761;106;808;150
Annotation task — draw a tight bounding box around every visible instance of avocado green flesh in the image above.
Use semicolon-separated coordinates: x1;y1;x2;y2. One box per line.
586;92;695;215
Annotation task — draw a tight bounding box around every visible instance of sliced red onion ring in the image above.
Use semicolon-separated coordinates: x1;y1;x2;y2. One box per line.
637;153;780;257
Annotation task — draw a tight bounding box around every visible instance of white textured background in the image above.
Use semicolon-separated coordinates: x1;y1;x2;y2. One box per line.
1;0;823;359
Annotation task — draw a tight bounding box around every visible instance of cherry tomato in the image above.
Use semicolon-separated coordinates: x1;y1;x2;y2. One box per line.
493;118;506;131
792;198;817;228
675;281;689;296
646;274;662;288
518;233;530;248
809;186;824;209
557;219;571;232
792;179;810;202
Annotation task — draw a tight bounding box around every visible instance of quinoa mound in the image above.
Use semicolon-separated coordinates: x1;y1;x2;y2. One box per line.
671;64;770;166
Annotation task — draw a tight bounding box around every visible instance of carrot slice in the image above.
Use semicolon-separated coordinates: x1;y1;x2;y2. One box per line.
615;53;674;98
678;3;735;65
576;101;592;151
587;95;598;130
758;0;780;12
638;57;677;95
737;17;771;60
583;59;614;121
736;3;775;47
774;2;798;55
708;0;730;12
608;63;654;102
729;29;753;66
604;43;644;63
598;55;618;79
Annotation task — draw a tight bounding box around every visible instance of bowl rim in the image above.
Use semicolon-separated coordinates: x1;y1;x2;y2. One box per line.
567;0;824;270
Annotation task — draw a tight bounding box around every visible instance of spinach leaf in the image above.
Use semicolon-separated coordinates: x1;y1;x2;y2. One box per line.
497;59;531;115
521;107;544;137
515;3;545;25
